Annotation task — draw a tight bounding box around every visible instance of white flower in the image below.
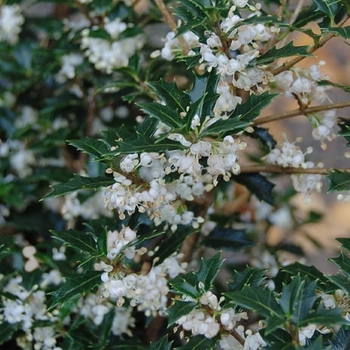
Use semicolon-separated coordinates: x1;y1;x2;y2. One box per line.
233;0;249;7
0;5;24;44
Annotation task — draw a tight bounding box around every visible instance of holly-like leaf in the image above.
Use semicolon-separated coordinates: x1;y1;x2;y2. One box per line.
188;70;220;121
233;172;275;205
224;287;284;319
298;304;347;327
69;138;110;159
318;80;350;93
51;229;98;256
167;300;197;326
202;227;254;251
149;335;173;350
249;127;277;151
280;276;318;325
42;175;114;200
337;238;350;253
327;274;350;295
0;322;19;345
338;118;350;146
329;252;350;278
330;326;350;350
98;309;115;348
175;335;217;350
228;267;265;291
256;42;312;66
311;0;343;25
49;271;102;310
170;271;200;299
327;170;350;192
147;80;190;113
196;252;223;291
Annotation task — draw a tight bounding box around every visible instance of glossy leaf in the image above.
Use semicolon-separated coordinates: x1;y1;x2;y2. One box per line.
327;274;350;295
51;229;98;255
0;322;19;345
202;227;254;251
167;300;197;326
233;172;275;205
196;252;223;291
49;271;102;309
228;267;265;291
170;272;200;299
329;252;350;277
330;326;350;350
327;170;350;192
42;175;114;200
175;335;217;350
149;335;173;350
69;138;110;159
298;304;347;327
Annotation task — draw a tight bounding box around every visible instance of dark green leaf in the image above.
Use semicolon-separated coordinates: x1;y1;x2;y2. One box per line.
256;42;312;66
312;0;343;24
318;80;350;92
249;127;277;151
170;272;200;299
233;172;275;205
188;70;220;121
42;175;114;200
202;227;254;251
338;118;350;146
167;300;197;326
49;271;102;309
298;304;347;327
0;322;19;345
329;252;350;277
305;336;328;350
327;170;350;192
330;326;350;350
224;287;284;319
337;237;350;253
228;267;265;291
98;309;115;347
69;138;110;159
196;252;223;291
147;80;190;112
175;335;216;350
51;229;98;255
327;274;350;295
139;102;184;129
149;335;173;350
21;269;43;292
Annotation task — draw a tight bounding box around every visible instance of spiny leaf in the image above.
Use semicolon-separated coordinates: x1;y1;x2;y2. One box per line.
329;252;350;277
228;267;265;291
196;252;223;291
256;42;312;66
327;274;350;295
42;175;114;200
224;287;284;319
233;172;275;205
0;322;20;345
170;272;200;299
69;138;110;159
146;80;190;112
322;25;350;38
312;0;343;24
149;335;173;350
298;304;347;327
51;229;98;255
167;300;197;327
49;271;102;310
202;227;254;251
327;170;350;192
330;326;350;350
318;80;350;93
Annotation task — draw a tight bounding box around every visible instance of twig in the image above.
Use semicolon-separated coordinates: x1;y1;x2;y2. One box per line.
153;0;190;54
253;100;350;126
270;15;350;76
240;164;350;175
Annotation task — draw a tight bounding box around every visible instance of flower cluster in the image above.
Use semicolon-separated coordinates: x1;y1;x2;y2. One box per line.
0;4;24;44
95;227;187;316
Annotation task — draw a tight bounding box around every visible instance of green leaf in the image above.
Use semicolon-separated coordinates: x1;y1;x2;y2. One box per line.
51;229;98;255
0;322;19;345
318;80;350;92
256;42;312;66
323;25;350;39
327;274;350;295
298;304;347;327
312;0;343;25
305;336;328;350
224;287;284;319
330;326;350;350
329;252;350;277
233;172;275;205
196;252;223;291
228;267;265;291
175;335;216;350
188;70;220;121
167;300;197;326
170;272;200;299
202;227;254;251
327;170;350;192
149;335;173;350
42;175;114;200
49;271;102;310
338;118;350;146
337;237;350;252
147;80;190;113
280;276;318;325
69;138;110;159
139;102;183;129
249;127;277;151
201;92;276;137
98;309;115;347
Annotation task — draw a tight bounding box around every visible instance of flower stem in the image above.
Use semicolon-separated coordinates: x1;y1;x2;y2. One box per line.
240;164;350;175
253;100;350;126
153;0;190;54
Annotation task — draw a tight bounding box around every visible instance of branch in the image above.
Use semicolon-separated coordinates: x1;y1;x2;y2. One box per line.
253;100;350;126
153;0;190;54
270;15;350;75
240;164;350;175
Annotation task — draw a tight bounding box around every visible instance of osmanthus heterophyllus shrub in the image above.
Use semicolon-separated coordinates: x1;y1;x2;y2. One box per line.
1;0;350;349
